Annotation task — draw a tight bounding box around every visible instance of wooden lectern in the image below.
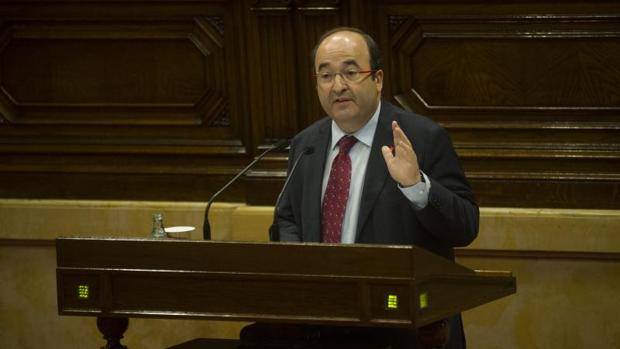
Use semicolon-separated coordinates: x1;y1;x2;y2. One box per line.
56;237;515;348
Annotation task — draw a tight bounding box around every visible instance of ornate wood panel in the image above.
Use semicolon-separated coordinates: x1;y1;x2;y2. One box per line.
0;0;618;208
0;1;250;201
381;1;620;208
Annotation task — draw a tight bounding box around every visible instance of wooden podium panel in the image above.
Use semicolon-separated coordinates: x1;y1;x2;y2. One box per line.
56;237;515;330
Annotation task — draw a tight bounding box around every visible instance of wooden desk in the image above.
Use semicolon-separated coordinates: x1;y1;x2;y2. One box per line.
57;238;515;349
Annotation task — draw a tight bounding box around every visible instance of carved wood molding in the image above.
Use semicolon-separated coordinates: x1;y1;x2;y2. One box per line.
447;122;620;150
388;15;620;114
250;0;294;11
250;0;340;11
0;171;249;201
0;18;229;126
0;2;245;159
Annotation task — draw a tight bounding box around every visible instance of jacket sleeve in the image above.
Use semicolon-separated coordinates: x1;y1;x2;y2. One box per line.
414;125;479;247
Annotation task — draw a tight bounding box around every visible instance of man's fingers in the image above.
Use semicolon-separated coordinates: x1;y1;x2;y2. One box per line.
396;140;413;156
381;145;394;163
392;121;400;143
395;126;413;148
388;121;421;186
392;121;413;150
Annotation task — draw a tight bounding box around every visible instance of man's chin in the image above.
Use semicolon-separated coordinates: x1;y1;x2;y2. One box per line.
329;111;362;130
330;111;354;122
330;105;357;119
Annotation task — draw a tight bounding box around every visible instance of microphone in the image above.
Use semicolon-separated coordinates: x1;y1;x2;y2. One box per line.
268;146;315;241
203;139;289;240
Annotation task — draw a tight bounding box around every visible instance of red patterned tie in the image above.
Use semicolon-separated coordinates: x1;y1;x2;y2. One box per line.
321;135;358;243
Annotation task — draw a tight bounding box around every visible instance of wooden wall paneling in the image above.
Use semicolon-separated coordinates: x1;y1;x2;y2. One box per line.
244;0;346;205
0;1;251;201
381;2;620;208
471;179;620;209
245;0;299;147
230;0;253;156
243;0;298;205
293;0;343;130
0;172;248;202
0;1;618;208
346;0;379;37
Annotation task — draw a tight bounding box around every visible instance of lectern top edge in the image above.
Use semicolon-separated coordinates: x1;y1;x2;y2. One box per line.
56;236;416;250
56;236;475;280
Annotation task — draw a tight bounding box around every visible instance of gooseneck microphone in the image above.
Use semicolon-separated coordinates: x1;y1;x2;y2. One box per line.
203;139;289;240
268;146;315;241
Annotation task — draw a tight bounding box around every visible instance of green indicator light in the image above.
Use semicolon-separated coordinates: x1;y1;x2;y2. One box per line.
419;292;428;309
386;294;398;309
78;285;89;299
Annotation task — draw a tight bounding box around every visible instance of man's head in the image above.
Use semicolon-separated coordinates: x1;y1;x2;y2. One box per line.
312;27;383;133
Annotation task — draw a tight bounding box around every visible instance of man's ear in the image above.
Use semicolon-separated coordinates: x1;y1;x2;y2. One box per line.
374;69;384;93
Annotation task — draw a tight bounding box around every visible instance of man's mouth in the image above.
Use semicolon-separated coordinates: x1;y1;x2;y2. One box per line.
333;97;352;104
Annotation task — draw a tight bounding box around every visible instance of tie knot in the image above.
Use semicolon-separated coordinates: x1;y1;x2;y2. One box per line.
338;135;357;154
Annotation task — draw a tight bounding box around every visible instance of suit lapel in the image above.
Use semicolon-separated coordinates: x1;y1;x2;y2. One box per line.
301;119;331;242
355;102;393;241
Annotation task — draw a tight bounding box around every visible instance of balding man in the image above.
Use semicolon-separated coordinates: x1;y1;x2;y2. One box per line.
276;27;479;349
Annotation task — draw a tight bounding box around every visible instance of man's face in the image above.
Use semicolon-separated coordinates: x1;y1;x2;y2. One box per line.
315;31;383;133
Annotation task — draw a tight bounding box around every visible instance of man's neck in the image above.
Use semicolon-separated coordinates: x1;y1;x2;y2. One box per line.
335;99;381;134
331;101;381;148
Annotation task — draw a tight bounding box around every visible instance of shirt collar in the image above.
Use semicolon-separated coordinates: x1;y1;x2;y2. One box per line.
330;100;381;150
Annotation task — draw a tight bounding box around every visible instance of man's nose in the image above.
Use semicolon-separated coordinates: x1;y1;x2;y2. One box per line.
331;74;349;92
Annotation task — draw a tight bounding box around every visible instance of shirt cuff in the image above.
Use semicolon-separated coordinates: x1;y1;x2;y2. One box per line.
399;171;431;210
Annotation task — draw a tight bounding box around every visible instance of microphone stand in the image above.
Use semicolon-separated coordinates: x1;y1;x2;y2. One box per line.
203;139;289;240
269;146;314;241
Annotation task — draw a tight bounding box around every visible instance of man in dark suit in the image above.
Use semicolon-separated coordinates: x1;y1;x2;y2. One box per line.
275;27;479;349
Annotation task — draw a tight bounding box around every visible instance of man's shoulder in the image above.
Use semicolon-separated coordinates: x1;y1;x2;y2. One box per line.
291;116;330;143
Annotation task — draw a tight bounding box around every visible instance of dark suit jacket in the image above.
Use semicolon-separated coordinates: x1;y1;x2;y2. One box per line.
276;100;479;348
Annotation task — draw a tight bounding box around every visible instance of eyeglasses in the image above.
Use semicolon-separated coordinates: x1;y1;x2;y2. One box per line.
315;69;377;84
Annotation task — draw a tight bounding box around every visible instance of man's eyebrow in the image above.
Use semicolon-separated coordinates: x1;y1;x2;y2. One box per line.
317;62;330;71
317;59;361;71
342;59;360;67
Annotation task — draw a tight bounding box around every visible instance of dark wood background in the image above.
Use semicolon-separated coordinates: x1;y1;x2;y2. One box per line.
0;0;618;209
